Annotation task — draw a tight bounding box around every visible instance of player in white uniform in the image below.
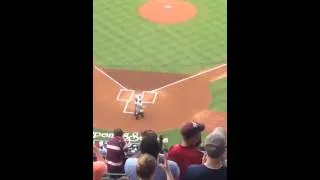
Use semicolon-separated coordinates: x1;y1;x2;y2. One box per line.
134;95;142;104
134;95;144;120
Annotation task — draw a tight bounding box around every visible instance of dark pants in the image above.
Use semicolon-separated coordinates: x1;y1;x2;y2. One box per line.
135;111;144;119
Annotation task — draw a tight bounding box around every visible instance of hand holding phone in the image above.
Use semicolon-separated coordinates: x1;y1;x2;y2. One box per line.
159;154;174;180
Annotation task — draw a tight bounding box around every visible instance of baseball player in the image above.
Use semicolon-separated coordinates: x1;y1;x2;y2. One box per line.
134;100;145;120
134;94;142;104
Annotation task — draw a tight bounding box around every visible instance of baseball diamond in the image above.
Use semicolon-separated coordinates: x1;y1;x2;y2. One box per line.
93;0;227;147
93;64;226;132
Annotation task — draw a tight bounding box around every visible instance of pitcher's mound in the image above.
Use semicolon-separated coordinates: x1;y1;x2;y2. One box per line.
138;0;197;24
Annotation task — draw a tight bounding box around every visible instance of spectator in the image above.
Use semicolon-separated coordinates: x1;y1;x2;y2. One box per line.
93;144;106;162
106;128;129;174
93;161;108;180
141;130;158;139
93;145;108;180
136;153;157;180
158;154;175;180
212;127;227;166
136;153;175;180
100;144;107;158
125;131;180;180
168;122;205;179
183;128;227;180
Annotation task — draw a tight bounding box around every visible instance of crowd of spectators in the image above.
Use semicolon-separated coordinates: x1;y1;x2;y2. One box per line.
93;122;227;180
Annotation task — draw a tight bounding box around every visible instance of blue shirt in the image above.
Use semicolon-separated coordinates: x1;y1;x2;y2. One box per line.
124;157;180;180
183;164;227;180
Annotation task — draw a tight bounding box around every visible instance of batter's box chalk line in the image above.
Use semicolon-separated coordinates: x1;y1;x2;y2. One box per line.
120;90;158;114
141;91;158;104
116;89;135;102
122;90;135;114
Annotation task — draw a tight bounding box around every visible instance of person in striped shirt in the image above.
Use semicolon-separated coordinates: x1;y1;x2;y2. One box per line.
106;128;130;175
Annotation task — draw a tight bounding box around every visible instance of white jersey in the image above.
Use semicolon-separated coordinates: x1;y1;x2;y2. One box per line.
135;102;144;113
134;95;142;104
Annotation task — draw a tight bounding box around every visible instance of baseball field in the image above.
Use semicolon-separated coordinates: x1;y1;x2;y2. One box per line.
93;0;227;148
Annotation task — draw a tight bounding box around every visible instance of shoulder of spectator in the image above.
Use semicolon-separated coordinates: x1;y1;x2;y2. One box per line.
183;165;204;180
125;157;137;166
167;149;180;160
168;160;178;167
182;167;194;180
188;164;202;169
124;158;137;176
168;160;180;176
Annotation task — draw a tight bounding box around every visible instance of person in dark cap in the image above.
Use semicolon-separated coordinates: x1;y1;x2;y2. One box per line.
167;121;205;179
183;128;227;180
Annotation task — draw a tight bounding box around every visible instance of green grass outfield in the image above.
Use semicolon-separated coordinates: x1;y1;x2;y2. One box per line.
210;78;227;111
94;0;226;74
93;0;226;145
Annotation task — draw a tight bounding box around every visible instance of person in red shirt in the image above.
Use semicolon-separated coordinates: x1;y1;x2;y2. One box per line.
106;128;129;175
168;122;205;179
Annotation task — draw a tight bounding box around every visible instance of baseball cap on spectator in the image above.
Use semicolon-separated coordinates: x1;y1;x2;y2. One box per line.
204;132;226;158
212;127;227;146
181;122;205;140
212;127;227;137
93;161;107;180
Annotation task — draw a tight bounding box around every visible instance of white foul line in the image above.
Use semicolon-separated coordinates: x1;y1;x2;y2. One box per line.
210;73;227;82
94;65;127;90
151;64;227;92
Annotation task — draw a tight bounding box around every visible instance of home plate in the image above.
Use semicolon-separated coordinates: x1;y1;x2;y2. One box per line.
164;5;172;9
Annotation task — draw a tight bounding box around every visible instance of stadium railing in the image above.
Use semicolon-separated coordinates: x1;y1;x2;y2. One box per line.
101;173;127;180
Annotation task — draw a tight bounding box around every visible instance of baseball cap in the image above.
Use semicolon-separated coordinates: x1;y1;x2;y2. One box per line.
204;132;226;158
181;122;205;139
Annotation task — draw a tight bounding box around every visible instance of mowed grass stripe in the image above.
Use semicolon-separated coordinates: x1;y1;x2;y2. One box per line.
94;0;226;73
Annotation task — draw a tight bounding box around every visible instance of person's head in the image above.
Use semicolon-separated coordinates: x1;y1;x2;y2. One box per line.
93;161;107;180
204;130;226;159
141;130;157;139
136;153;157;180
114;128;124;137
140;132;160;159
212;127;227;138
181;122;205;147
